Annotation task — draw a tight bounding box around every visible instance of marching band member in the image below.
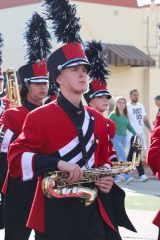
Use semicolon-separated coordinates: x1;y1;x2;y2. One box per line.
147;123;160;240
0;32;10;230
0;12;50;240
84;40;136;239
7;1;116;239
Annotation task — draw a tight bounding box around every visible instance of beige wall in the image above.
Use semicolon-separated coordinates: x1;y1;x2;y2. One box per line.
107;65;145;101
147;68;160;123
0;3;42;69
1;2;160;68
77;2;144;47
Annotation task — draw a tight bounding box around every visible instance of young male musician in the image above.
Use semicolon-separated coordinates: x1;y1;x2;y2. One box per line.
7;1;117;239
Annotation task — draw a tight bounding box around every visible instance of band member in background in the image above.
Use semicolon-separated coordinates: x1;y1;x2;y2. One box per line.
84;40;136;240
147;123;160;240
0;12;51;240
0;32;10;230
7;1;116;239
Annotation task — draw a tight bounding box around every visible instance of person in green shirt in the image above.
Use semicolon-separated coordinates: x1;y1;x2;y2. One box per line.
109;96;136;183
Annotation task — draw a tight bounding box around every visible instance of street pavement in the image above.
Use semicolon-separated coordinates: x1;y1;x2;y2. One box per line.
119;179;160;240
0;164;159;240
118;164;160;240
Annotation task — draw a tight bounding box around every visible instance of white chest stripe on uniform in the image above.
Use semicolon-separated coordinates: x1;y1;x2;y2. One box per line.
1;129;14;153
68;132;95;165
59;109;90;158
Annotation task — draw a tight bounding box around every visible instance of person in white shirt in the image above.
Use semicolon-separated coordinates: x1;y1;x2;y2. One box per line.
127;89;152;182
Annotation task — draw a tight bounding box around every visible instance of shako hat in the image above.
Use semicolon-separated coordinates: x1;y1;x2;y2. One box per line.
0;33;4;81
84;40;111;104
43;0;90;82
18;12;52;84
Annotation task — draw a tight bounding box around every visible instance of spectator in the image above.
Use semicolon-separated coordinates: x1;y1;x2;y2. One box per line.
109;96;136;183
127;89;151;181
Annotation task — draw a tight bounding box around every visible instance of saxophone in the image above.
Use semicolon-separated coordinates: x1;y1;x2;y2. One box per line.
42;135;141;206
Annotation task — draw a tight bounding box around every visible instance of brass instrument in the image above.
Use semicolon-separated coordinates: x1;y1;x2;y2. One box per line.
42;135;141;206
5;67;21;106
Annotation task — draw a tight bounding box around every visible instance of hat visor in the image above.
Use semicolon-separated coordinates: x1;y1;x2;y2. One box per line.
29;79;49;83
91;90;112;99
63;61;90;72
24;76;49;83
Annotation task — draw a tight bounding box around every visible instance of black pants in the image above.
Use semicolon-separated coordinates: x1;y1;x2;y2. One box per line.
0;193;5;229
35;198;106;240
127;136;145;176
4;176;37;240
103;224;122;240
158;228;160;240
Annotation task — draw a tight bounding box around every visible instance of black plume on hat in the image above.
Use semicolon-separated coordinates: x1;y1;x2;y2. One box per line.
24;12;52;63
43;0;81;43
84;40;111;104
85;40;110;83
0;33;4;66
18;12;51;84
43;0;90;82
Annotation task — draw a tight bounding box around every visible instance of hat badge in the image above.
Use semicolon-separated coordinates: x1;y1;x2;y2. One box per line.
57;65;63;71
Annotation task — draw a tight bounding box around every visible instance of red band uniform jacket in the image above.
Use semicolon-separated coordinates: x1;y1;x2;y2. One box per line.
0;100;39;234
8;97;117;233
0;100;39;194
0;97;10;117
106;118;117;162
147;126;160;228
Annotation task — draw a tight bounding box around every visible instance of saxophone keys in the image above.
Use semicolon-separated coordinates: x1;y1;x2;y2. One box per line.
62;188;71;195
72;186;79;193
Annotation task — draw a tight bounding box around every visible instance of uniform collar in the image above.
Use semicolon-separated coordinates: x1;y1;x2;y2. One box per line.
23;99;40;111
57;92;84;116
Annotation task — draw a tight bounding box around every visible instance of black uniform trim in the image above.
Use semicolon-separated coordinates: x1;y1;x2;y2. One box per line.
23;99;40;111
60;115;94;162
78;140;97;168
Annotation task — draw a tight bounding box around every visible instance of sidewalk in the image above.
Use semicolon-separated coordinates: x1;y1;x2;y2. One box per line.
120;209;158;240
118;163;160;240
